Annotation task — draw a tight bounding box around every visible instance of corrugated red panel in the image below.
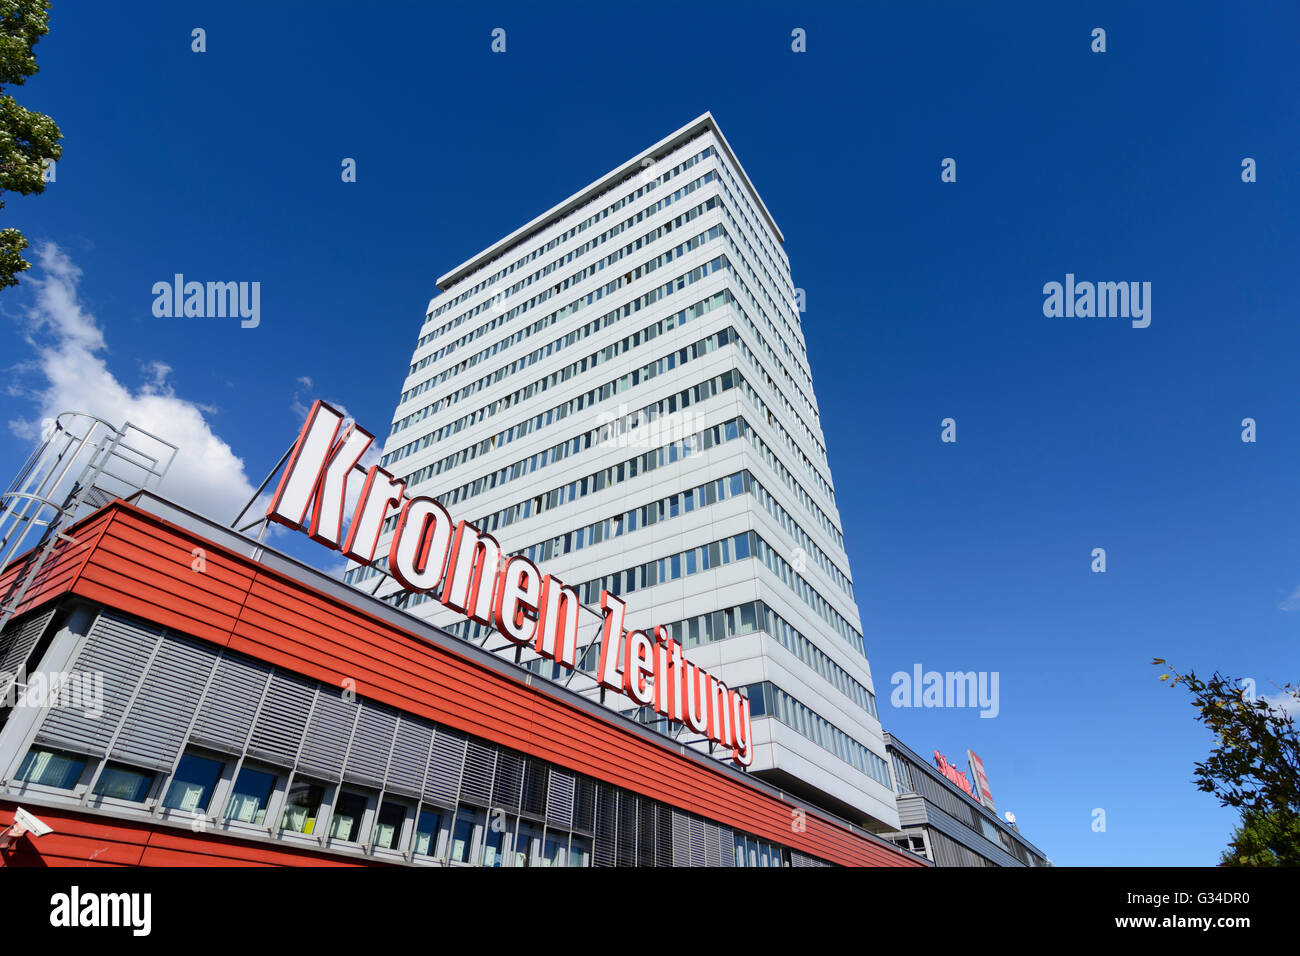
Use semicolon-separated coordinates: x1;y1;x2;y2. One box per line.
4;501;922;868
0;804;367;867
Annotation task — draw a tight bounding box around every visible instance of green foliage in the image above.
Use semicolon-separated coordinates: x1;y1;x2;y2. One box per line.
0;0;61;289
1220;809;1300;866
1154;659;1300;866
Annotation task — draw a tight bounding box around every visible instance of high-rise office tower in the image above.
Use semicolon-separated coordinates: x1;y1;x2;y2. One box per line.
350;114;899;832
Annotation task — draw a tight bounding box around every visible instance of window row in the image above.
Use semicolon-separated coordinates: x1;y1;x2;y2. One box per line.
407;198;723;385
385;287;731;478
416;169;721;355
396;366;738;513
742;682;892;787
426;143;717;327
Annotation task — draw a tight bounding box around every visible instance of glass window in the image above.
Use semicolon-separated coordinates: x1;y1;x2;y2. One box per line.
449;808;481;864
92;764;154;802
568;835;591;867
513;821;539;868
225;766;277;825
374;801;408;850
162;753;224;813
328;791;369;842
281;780;325;834
541;832;565;867
482;814;507;867
16;748;86;790
414;808;449;858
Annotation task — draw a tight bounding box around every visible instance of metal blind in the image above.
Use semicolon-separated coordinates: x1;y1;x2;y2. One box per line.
656;803;673;867
344;702;397;787
689;814;707;866
111;635;215;771
545;767;575;829
246;671;314;765
459;739;495;806
385;714;434;798
190;652;271;753
0;608;56;700
424;727;466;808
671;809;690;866
637;799;657;867
491;749;523;813
296;687;358;780
521;758;547;818
593;784;617;867
35;611;158;758
616;790;637;866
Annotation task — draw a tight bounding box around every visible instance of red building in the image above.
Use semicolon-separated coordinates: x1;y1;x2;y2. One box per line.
0;493;923;868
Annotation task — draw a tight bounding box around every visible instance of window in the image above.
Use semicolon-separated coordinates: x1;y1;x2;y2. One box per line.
93;764;154;802
162;752;224;813
449;808;481;864
226;766;277;825
16;748;86;790
328;791;369;843
541;831;565;867
374;801;408;850
482;815;506;867
281;780;325;834
414;808;450;859
568;835;591;867
513;821;540;868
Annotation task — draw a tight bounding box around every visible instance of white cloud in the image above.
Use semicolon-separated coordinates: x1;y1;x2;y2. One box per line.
7;243;259;524
1279;585;1300;611
1263;690;1300;720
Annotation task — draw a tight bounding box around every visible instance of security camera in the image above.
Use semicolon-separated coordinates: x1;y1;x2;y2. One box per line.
13;807;53;838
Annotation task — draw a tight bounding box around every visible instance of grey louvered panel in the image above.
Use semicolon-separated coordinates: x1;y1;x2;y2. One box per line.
424;727;466;807
593;784;616;867
189;653;271;753
520;758;547;817
110;635;216;771
492;750;523;813
637;800;656;867
34;611;158;758
689;815;707;866
671;809;690;866
707;822;728;868
296;687;358;779
344;701;398;787
656;803;673;866
790;850;826;868
616;791;636;866
574;776;595;832
246;671;315;765
545;768;575;828
459;739;495;806
0;608;56;697
716;826;735;866
385;715;433;798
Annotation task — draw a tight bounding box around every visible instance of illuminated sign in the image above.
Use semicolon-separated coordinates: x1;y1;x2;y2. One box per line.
967;749;995;810
933;750;974;798
267;401;754;766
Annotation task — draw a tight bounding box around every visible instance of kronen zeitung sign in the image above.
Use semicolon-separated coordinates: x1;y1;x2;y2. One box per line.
268;401;755;766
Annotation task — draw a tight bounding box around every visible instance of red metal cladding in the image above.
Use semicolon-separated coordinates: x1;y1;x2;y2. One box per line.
0;803;369;867
1;500;923;868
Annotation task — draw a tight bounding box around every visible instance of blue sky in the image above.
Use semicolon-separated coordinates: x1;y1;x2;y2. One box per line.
4;1;1298;865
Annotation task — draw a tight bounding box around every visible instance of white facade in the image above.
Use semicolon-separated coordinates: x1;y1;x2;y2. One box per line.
351;114;899;831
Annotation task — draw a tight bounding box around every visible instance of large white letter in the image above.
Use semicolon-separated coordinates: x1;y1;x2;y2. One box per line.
388;496;454;592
